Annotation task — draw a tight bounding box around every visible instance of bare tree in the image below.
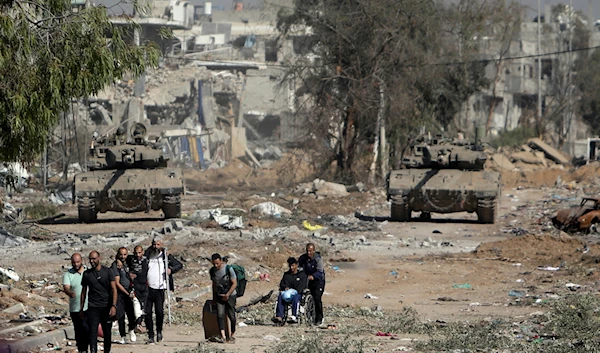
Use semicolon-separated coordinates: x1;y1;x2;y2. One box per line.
277;0;511;182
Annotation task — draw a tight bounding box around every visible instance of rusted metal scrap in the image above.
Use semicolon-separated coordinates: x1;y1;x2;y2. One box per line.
552;197;600;233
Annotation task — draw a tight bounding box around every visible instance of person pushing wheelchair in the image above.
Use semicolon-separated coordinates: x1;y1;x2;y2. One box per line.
273;257;307;324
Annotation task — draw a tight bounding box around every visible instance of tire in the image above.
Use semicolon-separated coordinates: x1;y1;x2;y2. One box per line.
477;198;496;224
78;197;97;223
163;194;181;219
390;195;411;222
419;212;432;221
302;294;316;326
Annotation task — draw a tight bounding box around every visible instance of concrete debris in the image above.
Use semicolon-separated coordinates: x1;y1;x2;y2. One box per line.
250;202;292;217
210;209;244;230
294;179;354;197
346;182;366;193
0;267;20;281
189;209;212;222
490;154;516;171
185;208;246;229
252;145;283;161
23;325;42;334
0;227;28;247
528;138;571;165
1;303;26;314
510;151;547;166
314;180;349;197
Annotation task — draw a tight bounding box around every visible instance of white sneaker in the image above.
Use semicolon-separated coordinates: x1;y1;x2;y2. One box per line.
289;315;298;323
129;330;137;342
117;337;126;344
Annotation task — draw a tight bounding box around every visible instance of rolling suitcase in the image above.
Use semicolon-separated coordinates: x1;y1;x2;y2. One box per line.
202;300;231;340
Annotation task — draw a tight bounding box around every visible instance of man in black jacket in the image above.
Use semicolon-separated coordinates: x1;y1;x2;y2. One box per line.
298;243;325;325
111;248;137;344
144;237;183;344
127;245;149;325
273;257;307;324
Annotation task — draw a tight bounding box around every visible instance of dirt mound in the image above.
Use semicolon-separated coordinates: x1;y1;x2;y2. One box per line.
500;162;600;189
184;153;314;192
471;234;599;266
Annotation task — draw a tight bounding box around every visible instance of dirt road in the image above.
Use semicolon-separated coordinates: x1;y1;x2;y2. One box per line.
2;181;598;353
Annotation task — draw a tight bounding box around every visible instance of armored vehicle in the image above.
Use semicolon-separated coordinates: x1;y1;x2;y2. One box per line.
386;134;500;224
73;123;184;223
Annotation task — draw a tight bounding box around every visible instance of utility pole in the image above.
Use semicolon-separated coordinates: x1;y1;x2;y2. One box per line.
567;0;574;153
537;0;542;128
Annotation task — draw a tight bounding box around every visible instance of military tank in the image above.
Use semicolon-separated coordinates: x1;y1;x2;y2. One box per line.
386;133;501;224
73;123;184;223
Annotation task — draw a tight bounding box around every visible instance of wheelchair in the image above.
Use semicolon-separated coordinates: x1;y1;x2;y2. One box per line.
274;288;316;326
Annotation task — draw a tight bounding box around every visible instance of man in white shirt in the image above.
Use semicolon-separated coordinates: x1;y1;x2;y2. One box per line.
143;237;182;344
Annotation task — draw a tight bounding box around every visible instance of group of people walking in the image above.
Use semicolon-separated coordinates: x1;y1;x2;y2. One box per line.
63;239;326;351
63;237;183;353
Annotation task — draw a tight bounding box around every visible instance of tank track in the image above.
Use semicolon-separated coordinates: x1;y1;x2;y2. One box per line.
477;198;496;224
390;195;411;222
163;194;181;219
78;197;97;223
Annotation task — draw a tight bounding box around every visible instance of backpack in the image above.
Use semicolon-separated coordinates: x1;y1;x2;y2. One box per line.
226;264;247;297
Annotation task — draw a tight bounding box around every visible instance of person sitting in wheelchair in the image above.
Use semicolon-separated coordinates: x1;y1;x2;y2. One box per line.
273;257;307;324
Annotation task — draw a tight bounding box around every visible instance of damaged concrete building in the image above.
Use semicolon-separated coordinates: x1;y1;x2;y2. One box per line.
462;5;600;155
48;0;303;177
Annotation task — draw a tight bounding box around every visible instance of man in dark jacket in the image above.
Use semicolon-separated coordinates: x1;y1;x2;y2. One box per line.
111;248;137;344
298;243;325;325
273;257;307;324
144;237;183;344
127;245;149;325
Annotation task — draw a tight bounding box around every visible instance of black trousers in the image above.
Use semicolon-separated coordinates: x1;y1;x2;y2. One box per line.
87;306;112;353
117;293;137;337
134;283;148;312
134;284;149;324
308;280;325;324
216;295;237;334
145;288;165;338
70;311;89;352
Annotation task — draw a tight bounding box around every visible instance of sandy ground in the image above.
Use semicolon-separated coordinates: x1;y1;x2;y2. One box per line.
3;161;600;352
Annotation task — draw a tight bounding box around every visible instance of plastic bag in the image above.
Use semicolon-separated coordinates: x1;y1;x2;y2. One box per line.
132;297;143;319
282;288;298;302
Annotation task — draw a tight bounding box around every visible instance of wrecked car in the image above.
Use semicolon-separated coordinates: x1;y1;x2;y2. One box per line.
552;197;600;233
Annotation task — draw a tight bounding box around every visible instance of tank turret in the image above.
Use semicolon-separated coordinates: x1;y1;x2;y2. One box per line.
387;130;501;224
402;142;487;170
88;123;167;170
73;122;183;223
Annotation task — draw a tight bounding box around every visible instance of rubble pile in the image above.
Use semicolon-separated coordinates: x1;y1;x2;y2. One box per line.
486;137;571;172
294;179;365;198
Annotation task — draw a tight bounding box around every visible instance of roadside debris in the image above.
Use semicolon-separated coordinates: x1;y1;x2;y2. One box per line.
250;202;292;217
0;267;20;281
293;179;361;197
551;197;600;234
302;220;323;231
528;138;571;165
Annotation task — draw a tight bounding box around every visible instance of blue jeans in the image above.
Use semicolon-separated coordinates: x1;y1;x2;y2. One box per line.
276;292;301;318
